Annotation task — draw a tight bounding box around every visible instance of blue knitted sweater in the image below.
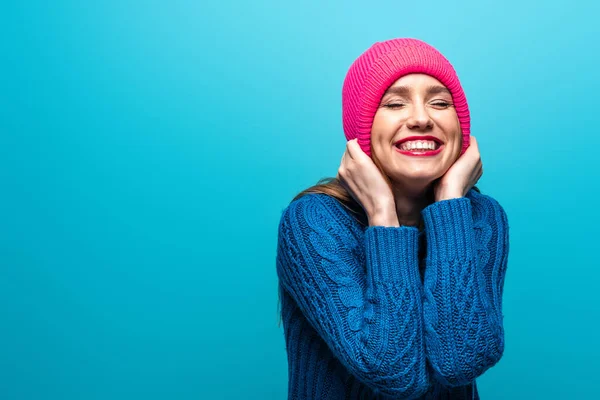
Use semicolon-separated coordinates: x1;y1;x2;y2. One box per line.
276;188;509;399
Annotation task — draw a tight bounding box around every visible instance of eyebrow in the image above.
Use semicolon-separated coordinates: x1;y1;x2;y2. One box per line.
383;84;451;97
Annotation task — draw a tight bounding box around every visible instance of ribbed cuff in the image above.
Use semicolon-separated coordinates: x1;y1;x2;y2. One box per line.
364;225;421;284
421;197;476;261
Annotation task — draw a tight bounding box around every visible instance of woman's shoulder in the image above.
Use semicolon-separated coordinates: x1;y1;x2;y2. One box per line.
465;187;508;219
282;193;349;219
279;193;358;230
466;187;500;203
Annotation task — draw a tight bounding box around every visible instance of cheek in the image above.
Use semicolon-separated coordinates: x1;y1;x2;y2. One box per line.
447;143;462;164
371;115;398;141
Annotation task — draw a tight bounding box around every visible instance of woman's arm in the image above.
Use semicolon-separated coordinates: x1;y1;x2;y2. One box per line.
276;194;429;398
420;189;509;387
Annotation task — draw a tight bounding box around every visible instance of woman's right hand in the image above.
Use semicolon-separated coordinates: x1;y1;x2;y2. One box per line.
336;139;398;226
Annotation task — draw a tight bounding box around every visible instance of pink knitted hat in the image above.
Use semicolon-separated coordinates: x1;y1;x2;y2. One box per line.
342;38;470;157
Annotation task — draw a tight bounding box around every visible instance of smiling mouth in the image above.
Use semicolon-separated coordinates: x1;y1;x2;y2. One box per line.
394;138;443;151
394;143;444;156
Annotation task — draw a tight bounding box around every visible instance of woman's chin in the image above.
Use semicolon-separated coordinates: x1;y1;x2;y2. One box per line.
388;172;441;186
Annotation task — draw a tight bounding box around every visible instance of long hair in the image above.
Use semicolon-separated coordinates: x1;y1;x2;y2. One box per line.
288;142;395;227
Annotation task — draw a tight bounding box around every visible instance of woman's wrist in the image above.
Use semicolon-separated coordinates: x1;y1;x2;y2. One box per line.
434;186;465;202
368;211;400;227
435;193;464;202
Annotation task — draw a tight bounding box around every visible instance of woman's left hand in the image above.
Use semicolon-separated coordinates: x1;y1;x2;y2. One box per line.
433;136;483;201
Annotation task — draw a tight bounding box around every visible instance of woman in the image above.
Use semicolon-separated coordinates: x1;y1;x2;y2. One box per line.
276;38;509;399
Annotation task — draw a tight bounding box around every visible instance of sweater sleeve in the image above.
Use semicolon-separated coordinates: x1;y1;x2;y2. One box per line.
276;195;430;399
420;190;509;387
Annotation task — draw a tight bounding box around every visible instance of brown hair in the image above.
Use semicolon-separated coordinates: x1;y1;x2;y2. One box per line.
288;143;395;227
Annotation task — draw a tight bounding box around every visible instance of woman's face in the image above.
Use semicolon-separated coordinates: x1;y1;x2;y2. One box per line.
370;73;462;187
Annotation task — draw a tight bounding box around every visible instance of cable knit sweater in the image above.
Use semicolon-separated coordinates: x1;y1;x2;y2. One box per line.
276;188;509;399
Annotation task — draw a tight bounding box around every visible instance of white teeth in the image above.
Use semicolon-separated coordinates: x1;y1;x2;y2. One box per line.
398;140;438;151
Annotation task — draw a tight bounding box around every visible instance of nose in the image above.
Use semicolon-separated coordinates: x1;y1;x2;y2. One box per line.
406;103;433;130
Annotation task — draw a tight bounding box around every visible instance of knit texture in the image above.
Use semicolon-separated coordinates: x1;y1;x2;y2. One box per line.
276;188;509;399
342;38;471;157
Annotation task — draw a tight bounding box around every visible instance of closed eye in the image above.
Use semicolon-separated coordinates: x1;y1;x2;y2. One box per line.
384;102;452;109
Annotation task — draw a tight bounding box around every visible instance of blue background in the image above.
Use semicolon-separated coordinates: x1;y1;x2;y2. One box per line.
1;1;598;399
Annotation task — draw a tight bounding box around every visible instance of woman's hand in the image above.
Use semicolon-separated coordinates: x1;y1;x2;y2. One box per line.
337;139;397;224
433;136;483;201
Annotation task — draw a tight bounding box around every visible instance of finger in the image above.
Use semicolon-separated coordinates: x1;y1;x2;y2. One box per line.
346;138;360;160
338;143;347;166
471;136;479;150
465;135;475;149
338;151;347;179
466;137;481;161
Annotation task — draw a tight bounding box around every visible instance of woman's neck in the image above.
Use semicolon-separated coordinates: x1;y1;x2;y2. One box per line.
391;182;435;229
